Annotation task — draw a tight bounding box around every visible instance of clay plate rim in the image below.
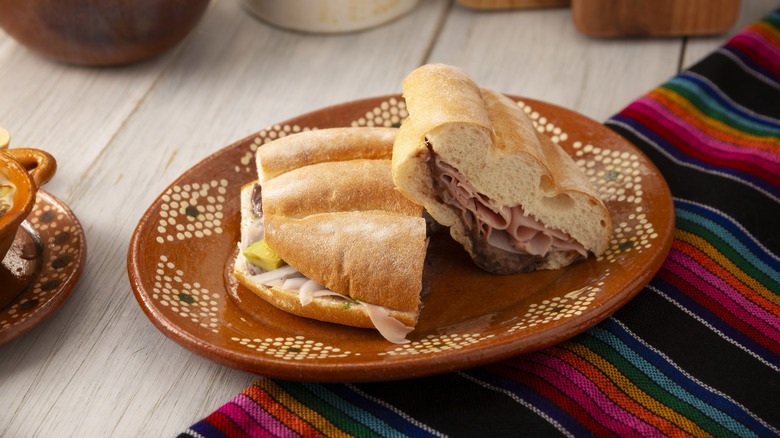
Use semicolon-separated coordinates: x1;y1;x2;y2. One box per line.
127;94;674;382
0;190;87;345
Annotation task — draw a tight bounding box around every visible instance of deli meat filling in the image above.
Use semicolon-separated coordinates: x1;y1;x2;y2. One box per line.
246;183;414;344
426;141;587;274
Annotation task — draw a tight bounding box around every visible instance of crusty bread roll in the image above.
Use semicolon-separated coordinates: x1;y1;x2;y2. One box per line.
393;64;611;274
233;184;421;330
234;127;427;343
262;159;426;312
257;127;398;182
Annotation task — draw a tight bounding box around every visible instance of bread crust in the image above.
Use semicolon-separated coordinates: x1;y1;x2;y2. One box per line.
264;211;426;312
235;127;427;330
393;64;612;267
258;127;397;182
263;159;422;219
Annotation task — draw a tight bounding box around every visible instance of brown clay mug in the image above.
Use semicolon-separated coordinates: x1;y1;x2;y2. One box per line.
0;148;57;262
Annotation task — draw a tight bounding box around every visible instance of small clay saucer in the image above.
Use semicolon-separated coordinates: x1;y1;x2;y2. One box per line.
0;190;86;345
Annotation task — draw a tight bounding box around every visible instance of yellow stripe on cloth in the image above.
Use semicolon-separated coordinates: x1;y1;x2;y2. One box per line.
652;87;780;151
257;378;355;438
675;229;780;307
564;342;713;438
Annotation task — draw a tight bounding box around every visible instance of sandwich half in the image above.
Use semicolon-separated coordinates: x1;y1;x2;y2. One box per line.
392;64;612;274
233;127;428;343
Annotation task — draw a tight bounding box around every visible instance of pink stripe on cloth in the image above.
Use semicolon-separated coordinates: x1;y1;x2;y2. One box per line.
528;353;662;437
231;393;301;438
665;251;780;342
211;402;268;437
504;356;646;438
728;30;780;76
632;97;780;168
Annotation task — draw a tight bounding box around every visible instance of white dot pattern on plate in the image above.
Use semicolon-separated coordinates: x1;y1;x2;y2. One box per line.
510;277;608;333
152;255;220;333
377;333;496;356
0;198;84;329
518;101;658;262
350;98;408;127
155;179;229;243
232;335;354;360
235;125;317;174
144;97;663;362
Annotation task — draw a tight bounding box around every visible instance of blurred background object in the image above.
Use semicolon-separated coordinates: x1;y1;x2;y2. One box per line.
571;0;741;36
242;0;420;33
0;0;210;66
455;0;740;36
456;0;570;9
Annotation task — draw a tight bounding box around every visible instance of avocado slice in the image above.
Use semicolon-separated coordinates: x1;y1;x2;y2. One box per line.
243;239;286;271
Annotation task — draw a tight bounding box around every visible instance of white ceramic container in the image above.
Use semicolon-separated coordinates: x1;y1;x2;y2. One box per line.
242;0;420;33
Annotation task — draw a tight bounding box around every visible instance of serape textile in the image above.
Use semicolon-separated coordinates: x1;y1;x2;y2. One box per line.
180;9;780;438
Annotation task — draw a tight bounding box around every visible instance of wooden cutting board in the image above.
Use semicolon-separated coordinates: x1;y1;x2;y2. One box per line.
456;0;740;37
571;0;741;36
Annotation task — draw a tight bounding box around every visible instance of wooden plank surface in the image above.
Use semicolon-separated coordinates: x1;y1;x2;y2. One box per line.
682;1;777;68
432;5;681;122
0;0;776;436
0;1;449;436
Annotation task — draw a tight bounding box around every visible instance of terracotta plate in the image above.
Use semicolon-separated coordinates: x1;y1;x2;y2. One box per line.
128;95;674;382
0;190;87;345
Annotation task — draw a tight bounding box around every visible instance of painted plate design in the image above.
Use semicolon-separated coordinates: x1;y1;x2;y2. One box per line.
0;190;87;345
128;95;674;381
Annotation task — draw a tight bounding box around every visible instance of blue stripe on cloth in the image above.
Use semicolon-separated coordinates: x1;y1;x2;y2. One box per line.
606;115;780;201
647;277;780;372
299;382;414;437
185;419;230;438
719;43;780;89
715;46;780;92
462;366;589;438
318;383;444;438
593;319;777;437
669;73;780;132
675;200;780;281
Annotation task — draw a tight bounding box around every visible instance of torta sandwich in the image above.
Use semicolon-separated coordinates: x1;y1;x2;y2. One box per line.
392;64;611;274
233;127;427;343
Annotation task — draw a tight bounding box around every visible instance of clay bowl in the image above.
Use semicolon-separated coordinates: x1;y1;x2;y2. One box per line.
0;148;57;261
0;0;210;66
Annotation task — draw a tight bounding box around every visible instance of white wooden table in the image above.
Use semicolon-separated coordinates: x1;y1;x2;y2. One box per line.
1;1;775;436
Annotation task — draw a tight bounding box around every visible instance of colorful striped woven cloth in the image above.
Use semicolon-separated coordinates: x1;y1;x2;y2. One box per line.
180;9;780;438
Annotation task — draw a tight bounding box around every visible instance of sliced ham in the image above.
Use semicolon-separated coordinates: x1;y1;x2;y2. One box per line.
363;303;414;344
430;151;587;267
250;264;298;284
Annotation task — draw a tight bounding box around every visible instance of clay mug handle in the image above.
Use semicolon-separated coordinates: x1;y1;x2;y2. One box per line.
2;148;57;188
0;127;9;150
